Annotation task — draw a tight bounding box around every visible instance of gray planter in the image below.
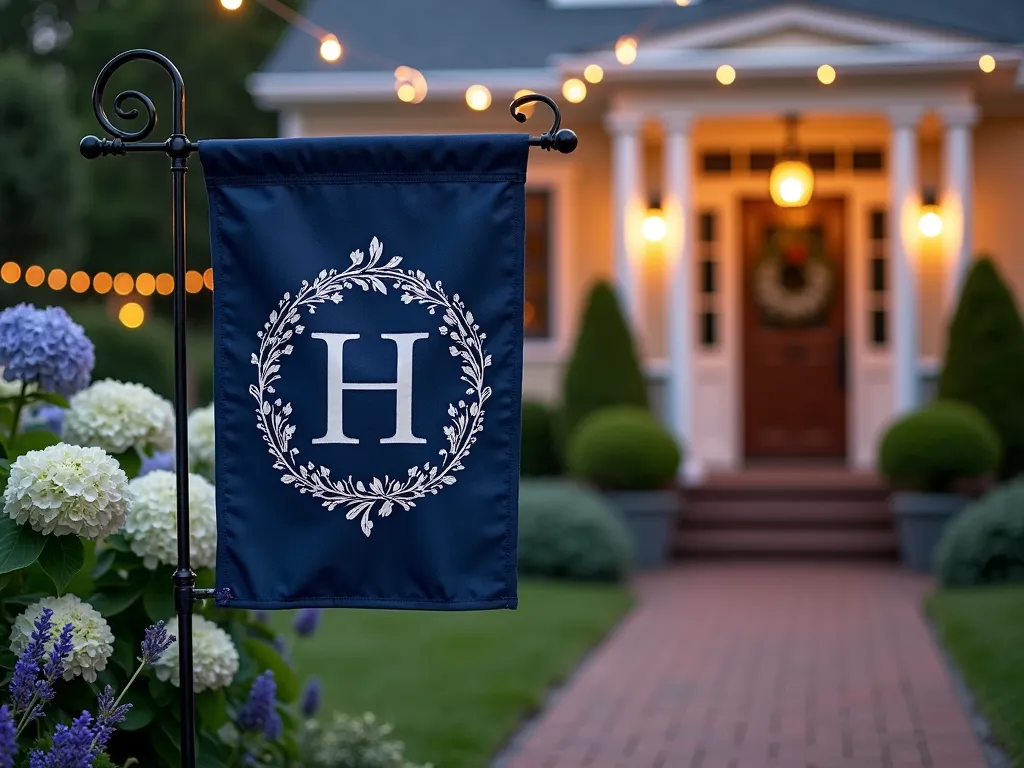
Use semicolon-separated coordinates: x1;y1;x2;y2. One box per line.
891;492;969;572
604;490;679;570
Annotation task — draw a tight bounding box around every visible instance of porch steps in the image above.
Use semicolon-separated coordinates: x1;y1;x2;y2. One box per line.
676;468;897;558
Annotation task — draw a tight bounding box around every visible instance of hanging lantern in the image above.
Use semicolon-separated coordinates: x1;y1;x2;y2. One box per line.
769;114;814;208
642;195;667;243
918;187;943;238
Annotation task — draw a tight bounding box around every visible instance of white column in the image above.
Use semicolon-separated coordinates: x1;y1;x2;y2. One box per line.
604;112;645;341
888;108;922;415
662;111;694;455
941;104;978;314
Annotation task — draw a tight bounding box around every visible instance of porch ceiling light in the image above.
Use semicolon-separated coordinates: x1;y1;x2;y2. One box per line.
716;64;736;85
769;114;814;208
979;54;996;73
642;196;667;243
615;36;638;66
465;84;492;111
562;77;587;104
918;188;943;238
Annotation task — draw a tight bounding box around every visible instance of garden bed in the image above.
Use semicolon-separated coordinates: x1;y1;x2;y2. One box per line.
927;586;1024;766
274;580;632;768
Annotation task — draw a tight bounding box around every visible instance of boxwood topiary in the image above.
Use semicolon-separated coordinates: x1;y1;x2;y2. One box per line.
935;479;1024;587
518;479;632;581
560;281;648;446
877;401;1001;493
566;405;682;491
938;257;1024;479
520;400;562;477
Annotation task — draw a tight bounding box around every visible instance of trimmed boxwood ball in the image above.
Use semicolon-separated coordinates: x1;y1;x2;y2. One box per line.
520;400;562;477
877;401;1001;493
518;479;632;581
566;406;682;491
935;479;1024;587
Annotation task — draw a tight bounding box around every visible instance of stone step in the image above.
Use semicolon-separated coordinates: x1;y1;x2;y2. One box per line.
675;527;898;556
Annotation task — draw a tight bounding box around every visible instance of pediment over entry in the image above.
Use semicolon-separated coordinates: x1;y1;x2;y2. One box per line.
636;4;982;53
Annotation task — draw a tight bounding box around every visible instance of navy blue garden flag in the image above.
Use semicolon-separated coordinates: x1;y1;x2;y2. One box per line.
199;135;528;610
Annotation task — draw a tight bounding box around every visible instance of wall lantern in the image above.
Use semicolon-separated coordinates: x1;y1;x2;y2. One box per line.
769;113;814;208
918;188;943;238
642;195;667;243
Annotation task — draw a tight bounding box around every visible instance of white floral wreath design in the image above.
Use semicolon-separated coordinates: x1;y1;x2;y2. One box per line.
753;255;833;324
248;237;492;537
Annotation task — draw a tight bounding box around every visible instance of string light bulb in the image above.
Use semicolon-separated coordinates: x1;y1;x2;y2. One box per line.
1;262;21;284
46;269;67;291
514;89;535;117
562;78;586;104
817;64;836;85
675;0;691;5
465;84;492;111
615;36;638;66
220;0;243;9
119;302;145;329
716;65;736;85
979;54;995;73
319;34;342;63
584;64;604;84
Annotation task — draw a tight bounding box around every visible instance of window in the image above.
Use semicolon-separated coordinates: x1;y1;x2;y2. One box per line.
698;211;720;348
524;190;552;339
701;151;733;174
868;209;887;347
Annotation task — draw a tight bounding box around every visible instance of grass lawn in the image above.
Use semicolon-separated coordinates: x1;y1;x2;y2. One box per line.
927;585;1024;765
274;580;632;768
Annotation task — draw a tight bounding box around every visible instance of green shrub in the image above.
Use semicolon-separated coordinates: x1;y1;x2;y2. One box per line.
68;304;175;398
560;281;648;445
877;401;1001;492
520;400;561;477
566;406;681;491
189;329;215;407
298;712;429;768
518;479;632;581
935;480;1024;587
938;257;1024;478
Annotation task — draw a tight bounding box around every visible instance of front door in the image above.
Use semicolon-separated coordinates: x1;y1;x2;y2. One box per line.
741;198;847;459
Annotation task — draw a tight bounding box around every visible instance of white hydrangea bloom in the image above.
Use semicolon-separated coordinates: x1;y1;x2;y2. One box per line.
153;615;238;693
3;443;130;540
123;470;217;570
187;405;215;471
11;595;114;682
63;379;174;455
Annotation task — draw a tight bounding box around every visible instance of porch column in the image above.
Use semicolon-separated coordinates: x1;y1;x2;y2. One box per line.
605;111;645;340
888;107;922;415
941;104;978;315
662;111;694;451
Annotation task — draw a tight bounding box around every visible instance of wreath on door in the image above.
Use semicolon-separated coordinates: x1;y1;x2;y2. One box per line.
752;228;835;325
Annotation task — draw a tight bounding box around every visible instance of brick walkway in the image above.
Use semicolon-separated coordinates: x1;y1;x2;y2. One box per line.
500;563;987;768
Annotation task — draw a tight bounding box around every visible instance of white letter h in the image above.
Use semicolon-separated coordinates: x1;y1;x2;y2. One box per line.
311;332;429;445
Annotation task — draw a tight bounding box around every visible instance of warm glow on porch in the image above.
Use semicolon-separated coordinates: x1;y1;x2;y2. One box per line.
979;54;996;73
769;160;814;208
642;206;667;243
562;78;587;104
318;35;342;63
465;84;492;111
715;65;736;85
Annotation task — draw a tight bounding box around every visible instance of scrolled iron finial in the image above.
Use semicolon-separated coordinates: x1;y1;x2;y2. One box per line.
511;93;579;154
80;48;195;160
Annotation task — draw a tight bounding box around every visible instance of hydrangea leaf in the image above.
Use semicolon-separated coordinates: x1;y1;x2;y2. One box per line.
242;638;300;703
7;429;60;461
143;573;174;623
120;689;157;731
37;533;85;593
196;688;229;731
113;449;143;480
89;578;148;618
0;515;46;575
29;391;69;408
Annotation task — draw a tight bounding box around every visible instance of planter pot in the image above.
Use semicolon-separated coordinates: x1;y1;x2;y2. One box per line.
604;490;679;570
891;492;970;572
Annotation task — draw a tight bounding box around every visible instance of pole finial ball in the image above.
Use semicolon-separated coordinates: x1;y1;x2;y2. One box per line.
80;135;103;159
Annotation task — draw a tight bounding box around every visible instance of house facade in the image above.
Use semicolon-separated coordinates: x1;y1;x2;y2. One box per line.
249;0;1024;474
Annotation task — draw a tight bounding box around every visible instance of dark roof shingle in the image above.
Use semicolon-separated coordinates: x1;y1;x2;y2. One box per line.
261;0;1024;75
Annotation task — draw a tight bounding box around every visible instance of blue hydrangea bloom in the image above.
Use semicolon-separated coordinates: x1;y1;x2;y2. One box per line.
138;450;175;477
0;705;16;768
23;404;66;436
0;304;94;397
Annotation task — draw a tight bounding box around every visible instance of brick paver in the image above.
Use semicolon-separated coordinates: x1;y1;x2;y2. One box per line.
500;563;987;768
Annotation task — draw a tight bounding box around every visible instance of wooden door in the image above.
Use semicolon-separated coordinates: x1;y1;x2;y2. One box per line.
741;198;847;459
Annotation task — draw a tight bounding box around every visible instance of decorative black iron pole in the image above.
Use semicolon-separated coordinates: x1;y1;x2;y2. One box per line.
79;48;576;768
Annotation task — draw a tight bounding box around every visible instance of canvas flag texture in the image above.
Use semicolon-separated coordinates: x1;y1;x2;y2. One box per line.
199;135;528;610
